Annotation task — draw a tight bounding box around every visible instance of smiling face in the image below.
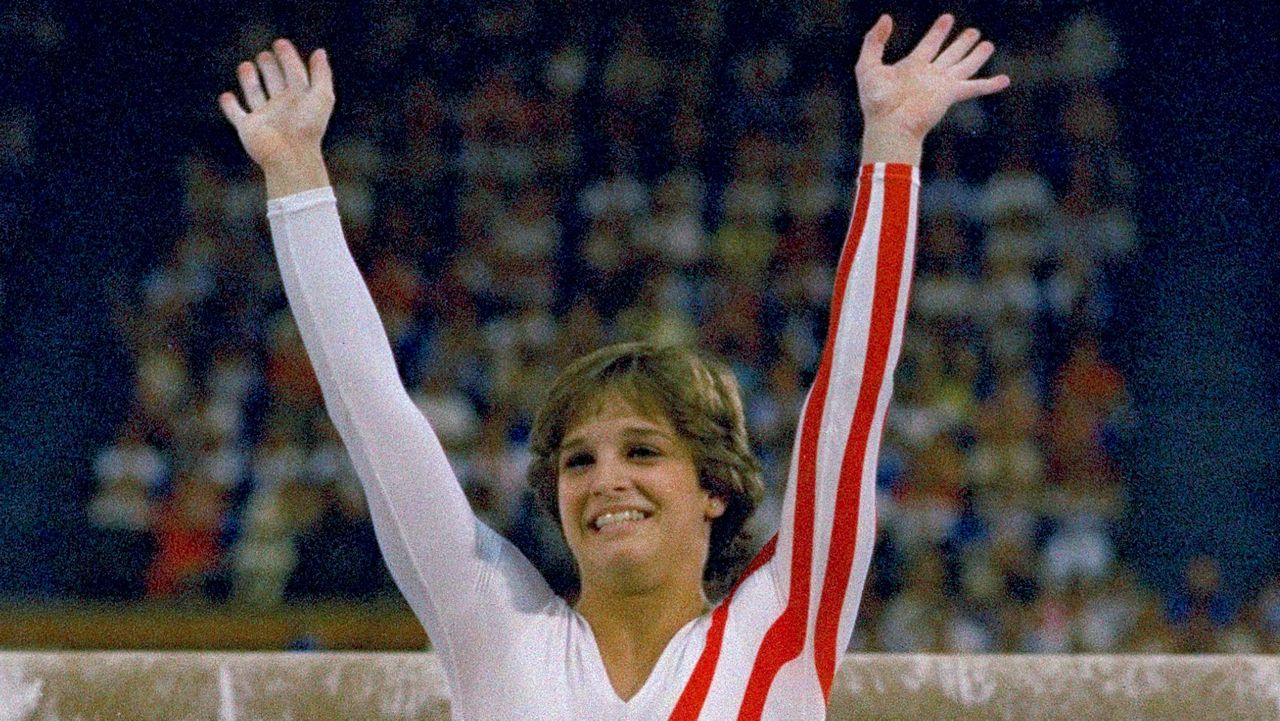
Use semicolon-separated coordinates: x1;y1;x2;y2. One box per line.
526;342;765;599
557;393;726;596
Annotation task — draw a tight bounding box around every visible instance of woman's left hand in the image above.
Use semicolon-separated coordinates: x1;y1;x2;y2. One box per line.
857;13;1010;144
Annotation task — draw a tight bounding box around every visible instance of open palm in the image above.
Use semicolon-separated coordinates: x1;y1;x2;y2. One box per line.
857;14;1010;141
219;39;335;170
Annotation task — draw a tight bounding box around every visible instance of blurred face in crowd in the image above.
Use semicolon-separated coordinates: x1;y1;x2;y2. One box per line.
557;392;725;596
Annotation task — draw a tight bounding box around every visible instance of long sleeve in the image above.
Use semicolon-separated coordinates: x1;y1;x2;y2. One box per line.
266;187;555;695
741;163;919;709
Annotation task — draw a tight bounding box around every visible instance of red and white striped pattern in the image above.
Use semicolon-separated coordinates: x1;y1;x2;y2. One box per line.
668;163;918;720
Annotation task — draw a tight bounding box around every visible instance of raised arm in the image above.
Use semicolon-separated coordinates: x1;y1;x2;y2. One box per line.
743;13;1009;707
219;40;554;688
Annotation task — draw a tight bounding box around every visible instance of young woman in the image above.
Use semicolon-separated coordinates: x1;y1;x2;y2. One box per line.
219;13;1007;720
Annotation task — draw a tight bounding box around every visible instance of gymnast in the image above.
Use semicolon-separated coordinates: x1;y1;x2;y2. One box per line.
219;13;1007;719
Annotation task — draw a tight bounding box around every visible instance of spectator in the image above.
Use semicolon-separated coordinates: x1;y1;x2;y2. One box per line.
146;468;228;599
85;420;164;600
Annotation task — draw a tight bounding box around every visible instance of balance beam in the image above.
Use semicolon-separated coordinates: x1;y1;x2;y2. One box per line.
1;652;1276;719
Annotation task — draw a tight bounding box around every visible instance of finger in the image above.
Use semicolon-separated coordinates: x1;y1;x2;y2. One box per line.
935;27;980;67
256;50;286;98
950;40;997;79
237;61;268;110
856;14;892;71
955;74;1011;103
308;48;333;98
218;91;247;126
273;38;310;89
906;13;955;62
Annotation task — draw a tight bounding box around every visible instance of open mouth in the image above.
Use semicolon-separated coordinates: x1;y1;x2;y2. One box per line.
590;509;653;533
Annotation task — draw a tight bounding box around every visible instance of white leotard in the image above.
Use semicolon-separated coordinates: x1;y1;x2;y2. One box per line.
266;162;919;720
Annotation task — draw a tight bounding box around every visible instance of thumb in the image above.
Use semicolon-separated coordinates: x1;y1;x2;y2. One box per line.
308;48;334;100
218;92;247;127
857;15;892;72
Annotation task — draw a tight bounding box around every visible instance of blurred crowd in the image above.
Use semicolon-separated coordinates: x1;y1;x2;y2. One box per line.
80;2;1278;654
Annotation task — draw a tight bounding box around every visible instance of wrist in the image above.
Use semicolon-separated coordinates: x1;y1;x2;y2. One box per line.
860;123;924;166
261;148;331;199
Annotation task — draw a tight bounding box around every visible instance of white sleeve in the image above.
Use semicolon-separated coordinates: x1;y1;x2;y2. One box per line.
266;187;556;693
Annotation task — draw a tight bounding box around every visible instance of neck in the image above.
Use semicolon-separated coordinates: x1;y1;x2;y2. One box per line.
575;574;709;658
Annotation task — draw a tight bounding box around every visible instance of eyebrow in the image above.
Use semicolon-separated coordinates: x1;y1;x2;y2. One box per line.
560;426;676;454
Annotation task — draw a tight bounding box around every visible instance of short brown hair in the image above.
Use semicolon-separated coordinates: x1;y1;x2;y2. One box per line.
526;341;764;598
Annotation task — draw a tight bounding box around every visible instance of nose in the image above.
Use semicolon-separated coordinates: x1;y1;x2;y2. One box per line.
585;450;635;495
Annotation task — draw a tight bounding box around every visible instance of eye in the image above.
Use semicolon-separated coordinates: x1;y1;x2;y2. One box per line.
563;452;592;469
629;445;659;459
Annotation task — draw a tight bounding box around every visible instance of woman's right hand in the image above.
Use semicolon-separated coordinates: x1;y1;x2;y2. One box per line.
219;39;334;183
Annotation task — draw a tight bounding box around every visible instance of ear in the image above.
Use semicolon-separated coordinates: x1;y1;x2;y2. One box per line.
705;495;726;521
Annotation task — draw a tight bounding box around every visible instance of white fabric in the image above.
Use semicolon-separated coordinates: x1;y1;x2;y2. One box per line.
266;164;919;720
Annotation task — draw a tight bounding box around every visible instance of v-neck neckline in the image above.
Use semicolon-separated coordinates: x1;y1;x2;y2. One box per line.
571;606;711;707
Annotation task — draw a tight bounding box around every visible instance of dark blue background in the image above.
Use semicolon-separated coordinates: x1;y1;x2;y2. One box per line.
0;1;1275;604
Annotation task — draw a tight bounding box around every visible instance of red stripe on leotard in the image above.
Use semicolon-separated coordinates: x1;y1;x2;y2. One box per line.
668;536;778;721
733;164;876;721
813;164;913;697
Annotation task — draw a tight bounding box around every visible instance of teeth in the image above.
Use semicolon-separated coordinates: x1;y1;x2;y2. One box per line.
593;510;646;530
